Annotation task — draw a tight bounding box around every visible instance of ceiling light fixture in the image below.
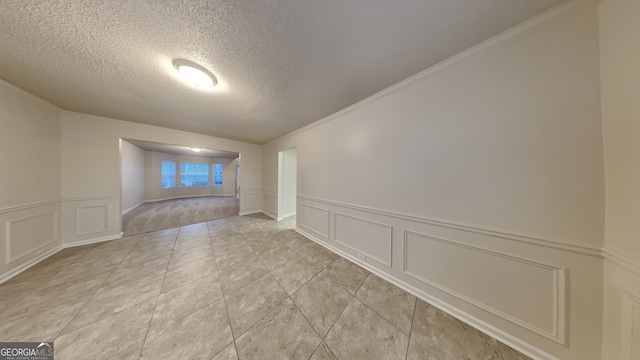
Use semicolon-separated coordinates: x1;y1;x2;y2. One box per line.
191;147;202;152
173;59;217;88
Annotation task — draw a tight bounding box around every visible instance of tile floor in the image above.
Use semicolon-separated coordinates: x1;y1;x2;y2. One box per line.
0;213;533;360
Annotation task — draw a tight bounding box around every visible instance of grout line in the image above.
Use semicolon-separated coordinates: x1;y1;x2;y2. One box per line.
208;220;242;358
136;227;179;358
405;297;418;360
55;237;144;339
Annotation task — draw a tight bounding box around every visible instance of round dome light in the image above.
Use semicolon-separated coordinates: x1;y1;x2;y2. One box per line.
173;59;217;88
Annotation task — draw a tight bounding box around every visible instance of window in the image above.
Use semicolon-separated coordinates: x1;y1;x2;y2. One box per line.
180;163;209;187
161;161;176;189
213;163;223;187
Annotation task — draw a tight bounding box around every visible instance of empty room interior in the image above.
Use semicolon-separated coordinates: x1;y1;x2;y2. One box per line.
0;0;638;359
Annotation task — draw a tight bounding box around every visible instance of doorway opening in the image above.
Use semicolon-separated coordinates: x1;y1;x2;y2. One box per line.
278;148;297;220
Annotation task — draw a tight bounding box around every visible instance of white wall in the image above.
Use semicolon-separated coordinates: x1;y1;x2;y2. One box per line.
120;140;145;213
143;150;239;202
598;0;640;358
263;3;604;359
60;111;262;245
0;80;62;281
279;148;297;218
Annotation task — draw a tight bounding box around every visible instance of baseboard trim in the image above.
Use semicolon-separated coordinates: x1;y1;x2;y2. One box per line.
122;202;144;215
296;227;558;360
143;194;237;204
262;210;278;221
239;210;262;216
63;232;124;248
0;245;63;284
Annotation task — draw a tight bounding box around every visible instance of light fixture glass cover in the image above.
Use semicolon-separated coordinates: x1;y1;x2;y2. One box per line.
173;59;217;88
191;147;202;152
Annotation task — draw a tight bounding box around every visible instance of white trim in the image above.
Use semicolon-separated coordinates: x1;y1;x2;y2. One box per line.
0;245;63;285
122;201;144;215
603;247;640;276
0;231;125;285
142;194;238;204
296;227;558;360
402;230;566;344
262;211;278;221
333;211;393;268
63;232;124;248
61;196;116;202
263;0;594;146
280;212;296;219
239;210;263;216
298;195;601;258
6;210;59;263
0;199;60;215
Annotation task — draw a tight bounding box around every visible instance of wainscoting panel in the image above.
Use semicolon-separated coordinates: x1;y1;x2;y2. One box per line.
297;202;330;239
334;212;392;267
75;205;108;236
6;210;58;263
404;230;565;342
0;200;62;284
240;189;262;215
61;196;121;245
262;189;277;219
622;293;640;360
294;194;604;360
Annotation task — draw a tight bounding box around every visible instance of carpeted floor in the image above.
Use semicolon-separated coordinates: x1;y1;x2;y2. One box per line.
122;196;239;236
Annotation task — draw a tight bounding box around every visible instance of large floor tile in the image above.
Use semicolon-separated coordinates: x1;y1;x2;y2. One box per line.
64;272;164;333
211;342;238;360
161;255;218;293
167;244;214;268
271;255;320;295
224;272;288;337
299;245;339;271
325;298;409;360
141;299;233;360
147;274;223;339
411;299;502;360
323;257;369;295
54;298;155;360
310;342;338;360
258;243;299;271
236;299;321;360
291;273;352;337
101;255;170;290
499;343;534;360
217;258;270;294
356;273;416;336
0;300;86;342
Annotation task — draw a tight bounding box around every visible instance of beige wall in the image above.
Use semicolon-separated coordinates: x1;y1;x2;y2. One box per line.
0;80;62;280
598;0;640;358
60;111;262;244
263;3;604;359
120;140;145;213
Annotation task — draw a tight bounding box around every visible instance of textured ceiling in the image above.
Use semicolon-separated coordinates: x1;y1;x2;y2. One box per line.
0;0;567;144
124;139;239;158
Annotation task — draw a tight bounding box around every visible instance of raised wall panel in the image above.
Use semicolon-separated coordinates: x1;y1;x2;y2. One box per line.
297;203;329;238
403;230;566;343
334;212;392;267
6;210;58;263
242;190;261;213
263;190;277;217
75;205;108;236
622;293;640;360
